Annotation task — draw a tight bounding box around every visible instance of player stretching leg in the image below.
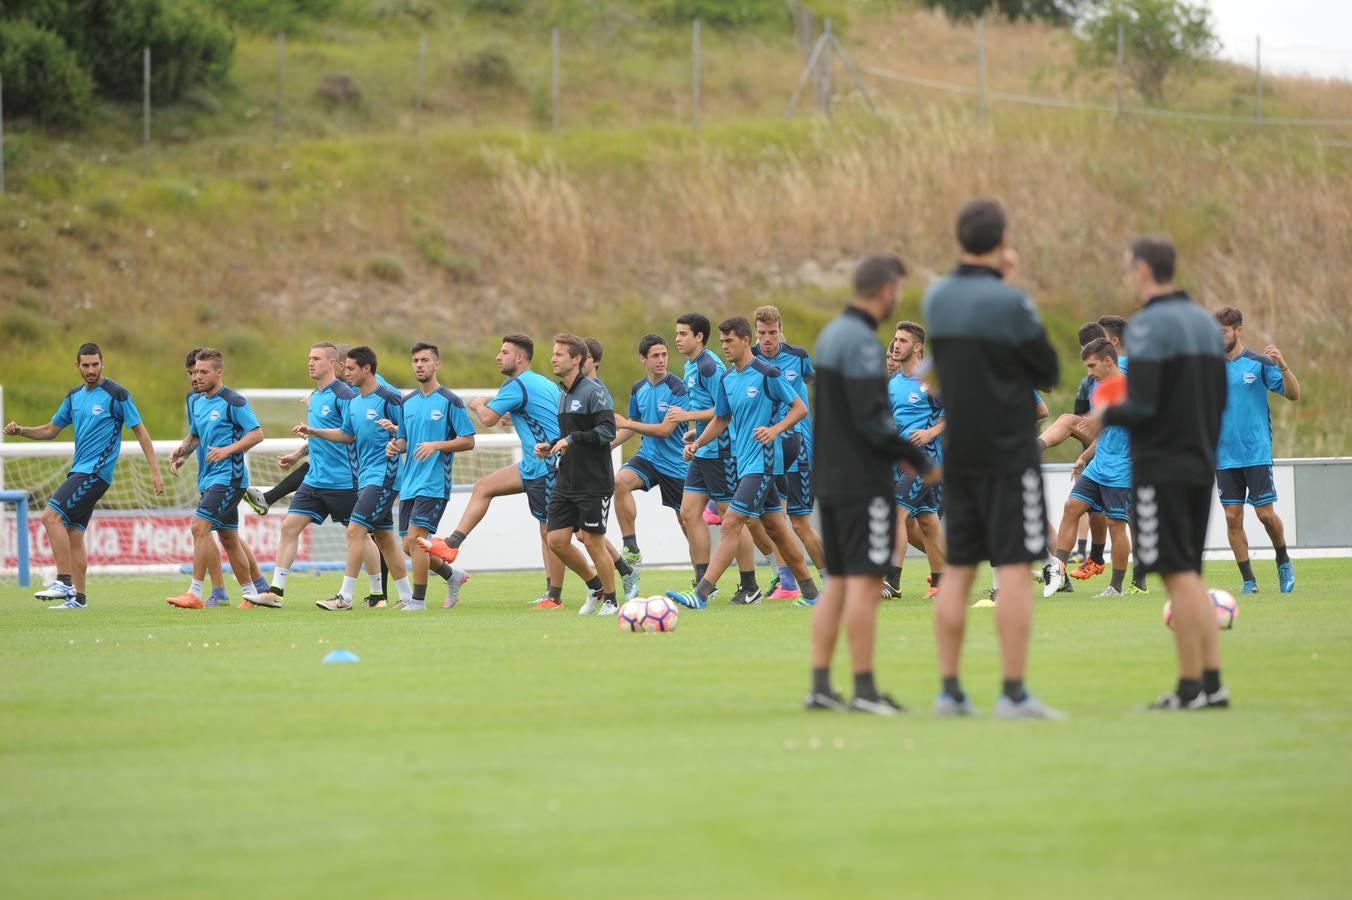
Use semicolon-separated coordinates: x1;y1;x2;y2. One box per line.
6;343;164;608
165;349;268;609
1214;306;1301;594
1099;237;1230;710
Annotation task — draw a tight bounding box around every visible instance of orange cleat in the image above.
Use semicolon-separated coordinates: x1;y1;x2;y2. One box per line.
1069;559;1105;580
925;586;939;599
417;536;459;564
166;592;203;609
531;596;564;609
237;599;257;609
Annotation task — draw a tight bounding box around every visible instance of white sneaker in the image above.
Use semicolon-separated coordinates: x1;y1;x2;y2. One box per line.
1041;560;1066;598
443;568;470;609
35;581;75;601
1095;586;1123;597
243;486;270;516
598;597;619;616
994;694;1068;720
578;589;604;616
401;600;427;612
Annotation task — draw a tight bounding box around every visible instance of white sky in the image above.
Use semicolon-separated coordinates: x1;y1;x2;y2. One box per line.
1208;0;1352;80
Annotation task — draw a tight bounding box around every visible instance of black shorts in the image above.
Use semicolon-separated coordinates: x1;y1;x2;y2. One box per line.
1216;465;1277;508
944;468;1048;567
546;492;612;535
287;483;356;526
622;457;685;511
350;483;398;532
1069;475;1132;522
684;455;736;504
777;434;815;517
399;496;447;536
1133;482;1211;575
196;483;246;532
523;475;553;523
894;471;942;517
729;472;783;519
47;473;110;532
821;495;897;576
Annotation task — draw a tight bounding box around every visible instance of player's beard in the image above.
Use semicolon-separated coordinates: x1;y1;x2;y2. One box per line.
1224;338;1237;354
415;372;432;383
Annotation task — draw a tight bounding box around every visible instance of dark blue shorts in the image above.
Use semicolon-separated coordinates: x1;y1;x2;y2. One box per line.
523;475;552;523
399;496;446;536
684;455;736;504
894;471;942;517
729;472;783;519
47;473;110;532
623;456;685;510
350;483;398;532
287;483;356;526
196;483;246;532
1217;466;1277;507
1070;475;1132;522
776;434;814;516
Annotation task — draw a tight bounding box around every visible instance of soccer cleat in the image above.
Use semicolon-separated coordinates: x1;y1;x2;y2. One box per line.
443;568;470;609
849;694;907;716
621;567;641;601
394;598;408;610
791;594;817;608
204;595;232;607
1069;559;1105;580
1145;691;1208;711
804;690;848;711
880;582;900;600
243;486;270;516
364;594;387;608
1041;560;1066;598
769;584;801;601
401;600;427;612
598;597;620;616
621;548;642;569
48;597;87;609
417;536;459;565
994;695;1068;720
1240;579;1259;595
666;588;708;610
34;581;75;601
933;693;977;717
1058;577;1074;594
702;505;722;526
1095;586;1123;597
1204;686;1231;709
578;589;604;616
1277;561;1295;594
971;590;998;609
249;592;284;609
237;598;258;609
924;585;939;600
1068;549;1086;566
166;592;204;609
531;596;564;609
1127;583;1149;596
315;595;353;611
730;586;763;606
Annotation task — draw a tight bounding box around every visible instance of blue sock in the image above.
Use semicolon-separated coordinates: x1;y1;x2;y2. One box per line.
777;565;798;591
209;586;228;601
253;577;270;595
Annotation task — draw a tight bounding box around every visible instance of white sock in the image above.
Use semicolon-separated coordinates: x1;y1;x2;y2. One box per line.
240;581;259;600
340;575;358;601
189;579;204;599
991;567;1000;589
368;572;382;594
394;577;412;602
272;568;288;591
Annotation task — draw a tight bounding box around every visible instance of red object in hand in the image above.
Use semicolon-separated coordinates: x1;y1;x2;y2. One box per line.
1091;375;1127;409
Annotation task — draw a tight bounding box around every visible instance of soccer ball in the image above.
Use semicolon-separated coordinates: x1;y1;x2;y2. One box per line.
1163;589;1238;631
617;596;680;633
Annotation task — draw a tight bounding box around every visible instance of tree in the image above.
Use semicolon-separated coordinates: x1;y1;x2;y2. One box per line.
1078;0;1218;103
920;0;1088;24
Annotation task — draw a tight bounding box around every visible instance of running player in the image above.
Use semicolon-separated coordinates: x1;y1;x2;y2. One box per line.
1098;236;1229;710
419;334;566;607
164;349;269;609
6;343;165;609
665;317;818;611
924;199;1064;719
1214;306;1301;594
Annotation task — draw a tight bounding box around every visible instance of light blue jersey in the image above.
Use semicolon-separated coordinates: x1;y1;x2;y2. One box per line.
713;358;798;478
343;384;404;489
1217;349;1284;469
398;386;475;499
684;349;732;463
629;374;689;480
888;372;944;462
755;342;815;468
1084;424;1132;488
189;387;260;490
304;379;358;490
51;379;142;485
487;370;562;482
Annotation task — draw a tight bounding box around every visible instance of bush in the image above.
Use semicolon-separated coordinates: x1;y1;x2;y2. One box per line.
458;0;525;13
366;254;407;284
205;0;342;33
648;0;784;28
0;19;95;125
454;47;517;89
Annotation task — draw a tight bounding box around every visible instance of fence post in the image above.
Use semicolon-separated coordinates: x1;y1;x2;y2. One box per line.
415;32;427;134
977;15;987;123
551;28;561;131
692;18;701;134
274;33;286;148
1115;22;1124;124
1255;35;1263;126
143;47;151;167
818;18;834;118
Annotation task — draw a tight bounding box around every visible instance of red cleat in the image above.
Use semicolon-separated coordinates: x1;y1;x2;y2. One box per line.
237;599;257;609
166;592;203;609
417;536;459;564
531;596;564;609
925;585;939;600
702;506;722;527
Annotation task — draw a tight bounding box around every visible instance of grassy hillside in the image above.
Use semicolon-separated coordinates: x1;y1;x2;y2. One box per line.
2;3;1349;459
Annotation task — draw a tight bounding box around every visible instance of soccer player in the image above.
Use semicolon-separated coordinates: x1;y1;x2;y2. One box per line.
1097;315;1128;358
610;334;690;598
924;199;1064;719
536;334;619;616
419;334;566;607
753;305;825;601
249;343;359;608
805;255;933;714
885;321;946;600
1214;306;1301;594
581;337;642;598
1043;340;1135;597
5;343;164;609
665;317;818;611
1097;236;1229;710
294;347;414;611
164;349;268;609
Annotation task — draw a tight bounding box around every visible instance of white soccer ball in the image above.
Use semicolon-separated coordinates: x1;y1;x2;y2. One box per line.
1163;589;1238;631
617;595;680;633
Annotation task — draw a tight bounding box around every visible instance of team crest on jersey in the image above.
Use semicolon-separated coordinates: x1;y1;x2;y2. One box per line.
746;386;759;398
908;392;921;404
785;371;797;381
687;377;696;388
321;404;332;416
1243;372;1258;385
365;408;378;420
657;402;669;414
91;404;104;415
570;400;582;412
430;409;443;421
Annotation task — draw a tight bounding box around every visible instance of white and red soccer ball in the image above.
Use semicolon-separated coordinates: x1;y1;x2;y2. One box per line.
1163;589;1238;631
618;596;680;633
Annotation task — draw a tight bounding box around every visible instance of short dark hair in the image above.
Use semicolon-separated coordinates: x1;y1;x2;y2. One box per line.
895;320;926;345
195;348;224;368
77;342;102;360
853;253;907;299
185;347;204;369
1215;306;1243;328
718;317;753;341
676;313;712;347
583;338;603;368
956;199;1006;255
1077;322;1107;347
1081;337;1116;361
347;345;378;374
553;333;588;363
1130;235;1176;283
503;333;534;359
411;341;439;359
1097;315;1127;343
638;333;667;358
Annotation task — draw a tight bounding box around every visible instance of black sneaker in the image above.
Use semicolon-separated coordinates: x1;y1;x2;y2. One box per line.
804;690;848;711
880;581;901;599
1057;577;1074;593
1204;686;1231;709
364;593;387;608
729;586;763;605
849;693;907;716
1146;691;1209;711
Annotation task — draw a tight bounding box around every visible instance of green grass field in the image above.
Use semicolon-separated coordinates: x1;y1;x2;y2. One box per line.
3;559;1350;899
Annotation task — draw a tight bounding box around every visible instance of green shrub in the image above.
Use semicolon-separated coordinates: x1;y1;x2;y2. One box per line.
648;0;785;28
454;46;517;89
0;19;94;125
205;0;342;32
366;254;407;283
459;0;526;14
